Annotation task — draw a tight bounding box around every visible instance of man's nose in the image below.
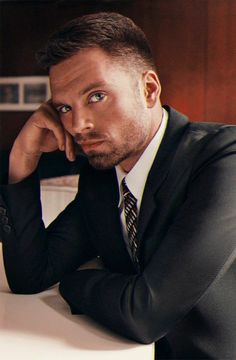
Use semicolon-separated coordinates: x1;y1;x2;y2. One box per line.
72;110;94;133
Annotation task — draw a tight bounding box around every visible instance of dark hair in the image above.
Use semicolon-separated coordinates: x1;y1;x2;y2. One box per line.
37;12;156;71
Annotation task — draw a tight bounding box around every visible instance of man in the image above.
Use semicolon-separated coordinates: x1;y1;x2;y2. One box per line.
0;12;236;359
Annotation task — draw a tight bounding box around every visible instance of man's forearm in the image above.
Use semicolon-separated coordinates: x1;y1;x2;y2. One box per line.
9;145;41;184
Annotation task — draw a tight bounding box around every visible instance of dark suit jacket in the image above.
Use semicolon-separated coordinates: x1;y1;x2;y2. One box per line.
1;107;236;359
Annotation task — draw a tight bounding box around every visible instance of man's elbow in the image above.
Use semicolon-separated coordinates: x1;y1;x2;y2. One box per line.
6;276;49;294
8;282;42;294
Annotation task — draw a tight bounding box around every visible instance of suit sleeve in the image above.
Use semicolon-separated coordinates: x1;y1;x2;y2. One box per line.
59;127;236;344
0;172;96;293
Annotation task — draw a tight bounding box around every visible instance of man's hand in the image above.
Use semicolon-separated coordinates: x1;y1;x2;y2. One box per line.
9;101;75;184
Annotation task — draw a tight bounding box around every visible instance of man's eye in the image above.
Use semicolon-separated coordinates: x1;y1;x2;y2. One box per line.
89;92;106;103
58;105;71;114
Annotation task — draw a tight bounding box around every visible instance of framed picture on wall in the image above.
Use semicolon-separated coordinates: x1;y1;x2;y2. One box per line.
0;76;50;111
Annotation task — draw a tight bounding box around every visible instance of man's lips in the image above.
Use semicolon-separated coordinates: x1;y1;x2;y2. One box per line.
76;139;105;152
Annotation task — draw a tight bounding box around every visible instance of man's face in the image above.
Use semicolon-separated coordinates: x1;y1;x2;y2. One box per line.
50;48;159;171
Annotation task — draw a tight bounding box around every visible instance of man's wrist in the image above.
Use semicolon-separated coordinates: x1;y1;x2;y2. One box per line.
9;146;41;184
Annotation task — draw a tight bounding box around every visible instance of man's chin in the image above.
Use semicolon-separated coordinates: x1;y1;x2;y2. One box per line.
87;154;120;170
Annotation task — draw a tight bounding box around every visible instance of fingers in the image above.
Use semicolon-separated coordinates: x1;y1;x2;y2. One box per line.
44;118;65;152
39;102;66;151
20;100;77;161
65;130;76;162
43;102;76;161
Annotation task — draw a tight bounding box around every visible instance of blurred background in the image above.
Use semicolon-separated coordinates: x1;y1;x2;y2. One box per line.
1;0;236;177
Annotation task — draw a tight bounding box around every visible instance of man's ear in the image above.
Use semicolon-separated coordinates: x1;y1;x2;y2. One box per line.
143;70;161;108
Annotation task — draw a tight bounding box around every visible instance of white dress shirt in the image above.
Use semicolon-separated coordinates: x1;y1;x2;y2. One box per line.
115;108;168;253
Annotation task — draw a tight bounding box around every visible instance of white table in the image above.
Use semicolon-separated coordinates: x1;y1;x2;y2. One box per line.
0;245;154;359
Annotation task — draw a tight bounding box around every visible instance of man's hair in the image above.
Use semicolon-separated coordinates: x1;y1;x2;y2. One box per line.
37;12;156;72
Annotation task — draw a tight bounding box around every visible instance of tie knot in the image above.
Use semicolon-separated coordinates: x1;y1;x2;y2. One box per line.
121;178;136;203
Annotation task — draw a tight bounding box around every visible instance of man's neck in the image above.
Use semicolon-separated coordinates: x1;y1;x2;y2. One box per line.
119;107;164;173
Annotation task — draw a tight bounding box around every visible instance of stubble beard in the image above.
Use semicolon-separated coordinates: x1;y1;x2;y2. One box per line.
85;129;148;170
78;102;150;170
86;149;131;169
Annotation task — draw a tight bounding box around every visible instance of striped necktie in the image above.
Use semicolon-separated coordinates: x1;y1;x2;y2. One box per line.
121;178;139;268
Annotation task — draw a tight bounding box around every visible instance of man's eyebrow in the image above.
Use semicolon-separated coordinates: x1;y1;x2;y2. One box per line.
80;81;107;95
51;100;64;109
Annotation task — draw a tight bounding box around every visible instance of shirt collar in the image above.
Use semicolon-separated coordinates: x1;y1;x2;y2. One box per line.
116;108;168;210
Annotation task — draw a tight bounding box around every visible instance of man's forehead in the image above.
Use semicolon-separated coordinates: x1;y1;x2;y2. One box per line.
49;49;116;88
49;54;134;99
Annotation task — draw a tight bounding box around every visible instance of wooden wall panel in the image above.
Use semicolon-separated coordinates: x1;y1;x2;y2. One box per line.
206;0;236;123
145;0;207;121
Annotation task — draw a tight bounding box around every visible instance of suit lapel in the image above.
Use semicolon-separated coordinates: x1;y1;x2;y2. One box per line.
137;106;189;242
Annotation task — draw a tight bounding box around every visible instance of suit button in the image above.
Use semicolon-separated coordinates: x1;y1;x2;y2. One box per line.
0;207;7;216
3;224;11;234
0;215;8;225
